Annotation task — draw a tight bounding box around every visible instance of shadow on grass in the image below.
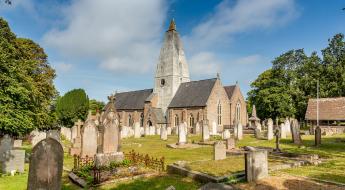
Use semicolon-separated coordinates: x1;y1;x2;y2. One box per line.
99;174;202;190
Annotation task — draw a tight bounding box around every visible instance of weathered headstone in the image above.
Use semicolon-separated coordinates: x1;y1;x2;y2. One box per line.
211;121;217;135
178;123;187;145
202;121;210;142
134;122;141;138
95;152;124;167
71;125;78;141
255;122;262;131
267;118;274;140
245;149;268;182
47;130;61;142
81;120;98;158
13;139;22;148
193;122;200;134
160;125;168;141
222;129;231;139
315;126;321;147
254;128;262;139
214;141;226;160
155;126;161;135
30;130;46;146
70;120;83;156
0;135;13;161
149;126;155;136
27;138;63;190
140;127;145;136
167;126;172;135
2;149;25;174
226;138;236;150
291;119;302;145
280;123;286;139
144;126;150;136
284;118;291;135
235;122;243;140
99;112;120;154
61;127;72;141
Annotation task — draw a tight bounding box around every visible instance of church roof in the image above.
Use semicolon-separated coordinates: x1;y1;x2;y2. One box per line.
305;97;345;121
115;89;153;110
224;85;236;99
168;78;217;108
152;108;166;124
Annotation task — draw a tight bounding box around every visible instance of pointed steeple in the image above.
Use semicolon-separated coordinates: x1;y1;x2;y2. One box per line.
167;19;176;31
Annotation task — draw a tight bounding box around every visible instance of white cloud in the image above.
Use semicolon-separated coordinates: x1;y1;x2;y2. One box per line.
54;62;73;73
188;52;221;76
43;0;167;74
232;54;263;65
184;0;298;52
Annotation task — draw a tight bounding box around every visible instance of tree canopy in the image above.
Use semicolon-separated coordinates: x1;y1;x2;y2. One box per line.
56;89;89;127
89;99;105;115
0;18;57;136
248;33;345;121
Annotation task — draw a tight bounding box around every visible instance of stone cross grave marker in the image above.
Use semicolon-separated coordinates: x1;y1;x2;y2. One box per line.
214;141;226;160
274;127;281;152
81;120;98;157
245;149;268;182
27;138;63;190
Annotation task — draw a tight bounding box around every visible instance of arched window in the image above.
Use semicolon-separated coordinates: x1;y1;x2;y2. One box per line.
217;101;222;125
236;102;241;123
189;114;194;127
128;114;132;126
140;113;144;127
174;114;179;127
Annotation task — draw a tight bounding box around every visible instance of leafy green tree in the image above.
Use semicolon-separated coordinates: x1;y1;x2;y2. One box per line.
56;89;89;127
0;18;57;136
89;99;105;114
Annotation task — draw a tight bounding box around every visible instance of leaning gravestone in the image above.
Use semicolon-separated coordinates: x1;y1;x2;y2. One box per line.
214;141;226;160
134;122;141;138
178;123;187;145
291;119;302;145
2;149;25;174
267;118;274;140
160;125;168;140
202;121;210;142
27;138;63;190
81;120;98;158
245;148;268;182
0;135;13;161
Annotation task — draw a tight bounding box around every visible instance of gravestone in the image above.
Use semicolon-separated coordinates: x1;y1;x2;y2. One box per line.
194;122;200;134
284;118;291;135
178;123;187;145
81;120;98;158
255;122;262;131
2;149;25;173
144;126;150;136
214;141;226;160
226;138;236;150
267;118;274;140
30;130;46;146
315;126;321;147
202;121;210;142
280;123;286;139
254;128;262;139
47;130;61;142
140;127;145;136
211;121;217;135
134;122;141;138
60;127;72;141
27;138;63;190
70;120;83;156
222;129;231;139
274;127;281;152
245;149;268;182
167;126;172;135
99;112;120;154
0;135;13;161
160;125;168;140
291;119;302;145
155;126;161;135
13;139;22;148
71;125;78;141
149;126;155;136
235;122;243;140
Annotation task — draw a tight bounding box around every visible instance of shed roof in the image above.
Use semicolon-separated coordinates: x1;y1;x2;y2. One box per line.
305;97;345;121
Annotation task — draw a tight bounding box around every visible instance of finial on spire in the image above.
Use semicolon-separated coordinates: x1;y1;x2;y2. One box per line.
167;19;176;31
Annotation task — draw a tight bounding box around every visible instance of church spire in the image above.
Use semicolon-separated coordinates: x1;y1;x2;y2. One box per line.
167;19;176;31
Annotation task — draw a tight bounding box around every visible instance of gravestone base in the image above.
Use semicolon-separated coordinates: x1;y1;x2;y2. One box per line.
95;152;124;167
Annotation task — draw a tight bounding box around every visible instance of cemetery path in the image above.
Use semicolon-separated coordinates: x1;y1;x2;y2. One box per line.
235;174;345;190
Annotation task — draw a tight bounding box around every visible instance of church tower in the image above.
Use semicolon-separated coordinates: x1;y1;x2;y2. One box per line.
154;20;190;114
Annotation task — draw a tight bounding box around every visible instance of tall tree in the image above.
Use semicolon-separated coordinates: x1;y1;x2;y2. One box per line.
56;89;89;127
0;18;57;136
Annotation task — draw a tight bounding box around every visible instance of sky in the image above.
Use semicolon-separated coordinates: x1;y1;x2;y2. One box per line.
1;0;345;102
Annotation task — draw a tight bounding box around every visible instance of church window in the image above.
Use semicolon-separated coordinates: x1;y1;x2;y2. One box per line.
161;79;165;86
189;114;194;127
128;114;132;126
236;102;241;123
217;101;222;125
140;113;144;127
174;114;179;126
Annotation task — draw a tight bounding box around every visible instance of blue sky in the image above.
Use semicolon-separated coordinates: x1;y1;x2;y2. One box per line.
1;0;345;102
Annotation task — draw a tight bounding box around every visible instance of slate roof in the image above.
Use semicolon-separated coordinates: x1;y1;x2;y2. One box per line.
115;89;153;110
224;85;236;99
168;78;217;108
305;97;345;120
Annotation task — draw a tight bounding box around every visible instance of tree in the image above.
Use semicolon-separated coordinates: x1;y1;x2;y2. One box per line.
0;18;57;136
56;89;89;127
89;99;105;114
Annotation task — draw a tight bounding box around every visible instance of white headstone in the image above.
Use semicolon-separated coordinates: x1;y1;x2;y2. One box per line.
280;123;286;139
284;119;291;135
202;122;210;141
140;127;145;135
178;123;187;144
144;126;150;136
134;122;141;138
71;125;78;141
160;126;168;140
212;121;217;135
267;118;274;140
194;122;200;134
149;126;155;135
167;127;172;135
222;129;231;140
236;123;243;140
30;130;46;146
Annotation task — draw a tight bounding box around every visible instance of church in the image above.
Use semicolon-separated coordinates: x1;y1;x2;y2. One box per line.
113;20;248;133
